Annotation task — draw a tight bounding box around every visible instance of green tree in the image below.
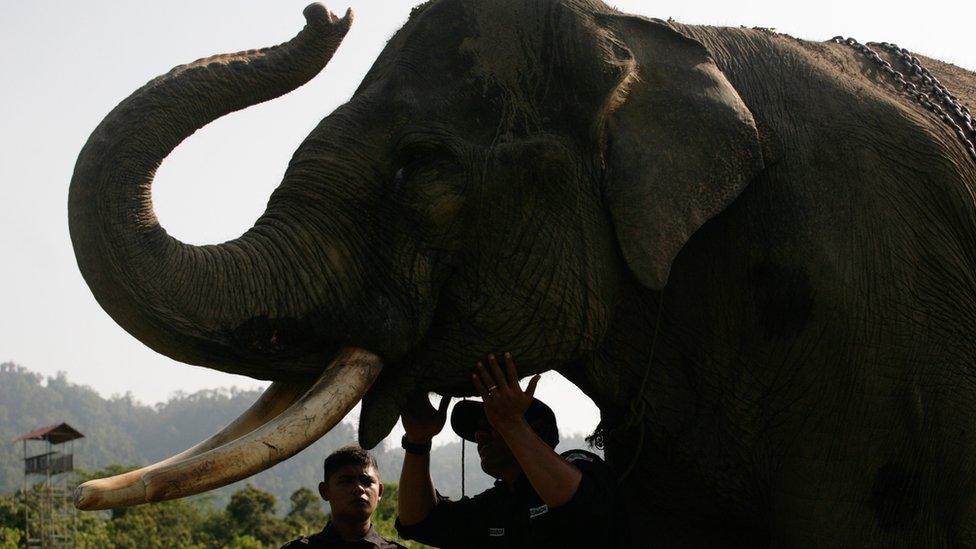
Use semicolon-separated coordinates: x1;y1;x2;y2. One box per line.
286;487;326;534
224;534;265;549
107;498;210;549
0;526;21;549
224;484;294;546
74;511;113;549
0;486;115;548
0;493;23;531
197;510;237;547
227;484;276;526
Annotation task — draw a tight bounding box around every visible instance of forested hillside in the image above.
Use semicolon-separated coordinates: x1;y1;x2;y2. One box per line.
0;362;596;508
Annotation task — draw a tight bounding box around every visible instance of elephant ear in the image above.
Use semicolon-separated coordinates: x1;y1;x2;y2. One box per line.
598;15;764;290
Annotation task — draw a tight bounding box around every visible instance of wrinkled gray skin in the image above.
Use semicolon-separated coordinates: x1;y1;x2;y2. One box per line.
69;0;976;544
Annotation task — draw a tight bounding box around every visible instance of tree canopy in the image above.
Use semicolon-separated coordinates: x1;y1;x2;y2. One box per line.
0;479;435;548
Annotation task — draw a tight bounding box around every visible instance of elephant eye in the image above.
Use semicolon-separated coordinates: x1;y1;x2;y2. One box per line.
392;158;427;192
393;165;417;193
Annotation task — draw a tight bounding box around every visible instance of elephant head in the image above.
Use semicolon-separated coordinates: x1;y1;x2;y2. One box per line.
69;0;762;509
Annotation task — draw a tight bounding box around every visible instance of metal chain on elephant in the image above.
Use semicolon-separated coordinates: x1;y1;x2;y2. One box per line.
832;36;976;163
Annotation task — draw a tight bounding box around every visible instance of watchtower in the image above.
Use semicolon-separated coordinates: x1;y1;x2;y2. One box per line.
14;423;84;548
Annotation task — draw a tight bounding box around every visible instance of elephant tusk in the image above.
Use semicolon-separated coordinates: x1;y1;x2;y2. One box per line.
73;379;308;510
74;347;382;510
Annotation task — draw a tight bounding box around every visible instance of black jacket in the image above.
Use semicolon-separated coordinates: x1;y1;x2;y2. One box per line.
395;449;628;548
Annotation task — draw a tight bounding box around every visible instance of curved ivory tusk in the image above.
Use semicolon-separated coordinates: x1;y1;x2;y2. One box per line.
75;380;309;510
74;347;382;510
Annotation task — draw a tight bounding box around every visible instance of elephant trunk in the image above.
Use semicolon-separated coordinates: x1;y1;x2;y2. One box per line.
68;5;353;379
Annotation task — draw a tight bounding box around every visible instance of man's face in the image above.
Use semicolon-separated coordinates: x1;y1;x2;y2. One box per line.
318;464;383;523
474;416;520;479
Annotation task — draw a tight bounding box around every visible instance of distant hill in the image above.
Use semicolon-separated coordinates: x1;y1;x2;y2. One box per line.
0;362;597;510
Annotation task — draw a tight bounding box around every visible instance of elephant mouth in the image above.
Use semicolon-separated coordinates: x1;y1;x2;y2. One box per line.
74;347;382;510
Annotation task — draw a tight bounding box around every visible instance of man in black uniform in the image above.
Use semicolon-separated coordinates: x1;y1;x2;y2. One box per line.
282;446;406;548
395;353;628;548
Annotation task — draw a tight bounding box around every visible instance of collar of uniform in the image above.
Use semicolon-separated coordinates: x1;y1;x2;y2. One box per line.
319;521;386;544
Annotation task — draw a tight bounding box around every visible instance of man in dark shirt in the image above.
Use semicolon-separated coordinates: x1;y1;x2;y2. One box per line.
282;446;405;548
395;353;628;547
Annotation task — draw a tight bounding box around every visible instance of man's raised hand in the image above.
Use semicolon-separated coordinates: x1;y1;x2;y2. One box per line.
400;392;450;443
472;352;541;431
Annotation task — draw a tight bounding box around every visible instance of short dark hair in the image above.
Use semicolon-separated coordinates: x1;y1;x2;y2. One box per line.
322;446;378;483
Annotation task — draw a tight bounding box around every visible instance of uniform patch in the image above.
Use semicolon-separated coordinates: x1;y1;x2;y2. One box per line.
529;504;549;518
489;527;505;537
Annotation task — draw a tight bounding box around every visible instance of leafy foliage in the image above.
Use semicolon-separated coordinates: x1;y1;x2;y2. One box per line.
0;527;21;549
285;487;327;533
0;481;432;548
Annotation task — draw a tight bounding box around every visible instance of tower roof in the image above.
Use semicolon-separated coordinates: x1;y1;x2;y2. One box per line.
13;423;85;444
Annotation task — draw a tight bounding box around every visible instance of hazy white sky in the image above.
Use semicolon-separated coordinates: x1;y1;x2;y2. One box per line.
1;0;973;444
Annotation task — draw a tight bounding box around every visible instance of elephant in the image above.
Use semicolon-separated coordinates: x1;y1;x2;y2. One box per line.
67;0;976;545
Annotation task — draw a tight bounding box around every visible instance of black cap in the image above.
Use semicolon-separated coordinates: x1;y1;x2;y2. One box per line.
450;398;559;447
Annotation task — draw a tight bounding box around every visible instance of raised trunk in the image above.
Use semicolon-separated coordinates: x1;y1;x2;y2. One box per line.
68;6;353;378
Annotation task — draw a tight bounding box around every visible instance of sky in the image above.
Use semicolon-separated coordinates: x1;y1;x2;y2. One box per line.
1;0;973;447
